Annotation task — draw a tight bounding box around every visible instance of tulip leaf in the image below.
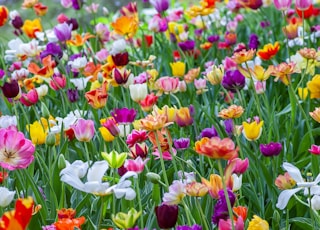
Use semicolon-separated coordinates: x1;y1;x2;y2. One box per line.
289;217;314;230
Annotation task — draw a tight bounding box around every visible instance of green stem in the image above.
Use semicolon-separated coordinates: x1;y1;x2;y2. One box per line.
195;198;210;230
98;196;105;229
217;159;235;230
135;178;144;228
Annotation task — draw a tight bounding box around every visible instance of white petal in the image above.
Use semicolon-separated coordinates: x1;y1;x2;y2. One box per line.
283;162;304;183
276;188;303;210
87;161;109;182
0;187;15;207
120;171;138;182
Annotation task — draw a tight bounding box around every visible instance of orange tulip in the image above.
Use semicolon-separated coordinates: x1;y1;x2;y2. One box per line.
201;174;223;199
22;18;42;38
111;15;139;39
85;81;108;109
195;137;239;160
257;42;280;61
67;33;95;46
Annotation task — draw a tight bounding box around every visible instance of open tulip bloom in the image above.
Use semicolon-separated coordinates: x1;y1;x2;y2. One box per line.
276;162;320;210
60;160;137;199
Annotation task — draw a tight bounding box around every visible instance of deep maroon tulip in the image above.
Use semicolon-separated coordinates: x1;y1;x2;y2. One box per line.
111;108;137;124
12;15;23;29
67;18;79;30
1;80;20;99
221;69;245;93
112;52;129;66
155;204;178;229
212;189;236;224
260;142;282;157
173;138;190;150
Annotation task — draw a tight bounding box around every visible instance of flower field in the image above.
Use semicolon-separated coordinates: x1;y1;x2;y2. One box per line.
1;0;320;229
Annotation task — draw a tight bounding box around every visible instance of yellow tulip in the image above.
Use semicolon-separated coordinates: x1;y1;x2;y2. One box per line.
242;119;264;141
112;208;141;229
170;61;186;77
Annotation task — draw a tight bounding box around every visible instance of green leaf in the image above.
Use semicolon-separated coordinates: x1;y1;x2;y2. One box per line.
289;217;314;230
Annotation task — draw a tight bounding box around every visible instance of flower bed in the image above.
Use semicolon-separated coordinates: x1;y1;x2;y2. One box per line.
1;0;320;229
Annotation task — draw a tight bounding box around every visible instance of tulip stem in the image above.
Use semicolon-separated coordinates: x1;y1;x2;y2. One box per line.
135;178;144;228
154;131;170;190
282;10;291;61
217;159;235;230
98;196;105;229
195;198;210;230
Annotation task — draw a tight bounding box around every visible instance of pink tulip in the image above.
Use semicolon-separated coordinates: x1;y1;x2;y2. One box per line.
0;127;35;170
309;144;320;155
156;77;179;94
20;89;39;106
50;75;67;90
274;0;292;11
295;0;312;11
71;118;95;142
124;157;149;173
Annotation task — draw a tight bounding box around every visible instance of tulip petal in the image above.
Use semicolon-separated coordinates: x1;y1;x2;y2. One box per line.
276;188;303;210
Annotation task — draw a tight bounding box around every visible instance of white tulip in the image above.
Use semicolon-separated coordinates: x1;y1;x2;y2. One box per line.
0;187;15;207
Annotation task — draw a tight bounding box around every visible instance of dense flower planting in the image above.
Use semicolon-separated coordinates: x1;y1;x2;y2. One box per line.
1;0;320;229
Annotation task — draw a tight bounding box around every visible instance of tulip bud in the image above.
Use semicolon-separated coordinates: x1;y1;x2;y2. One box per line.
45;133;56;146
146;172;161;184
58;154;66;169
101;150;127;169
41;102;50;119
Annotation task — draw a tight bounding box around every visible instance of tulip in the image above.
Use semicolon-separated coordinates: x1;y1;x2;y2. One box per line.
295;0;312;11
150;0;169;13
70;118;95;142
155;204;178;229
0;5;9;27
102;117;120;137
260;142;282;157
129;83;148;102
274;0;292;11
221;69;246;93
20;89;39;106
112;208;141;229
1;80;21;99
0;187;15;207
101;150;127;169
54;22;72;42
124;157;149;173
242;117;264;141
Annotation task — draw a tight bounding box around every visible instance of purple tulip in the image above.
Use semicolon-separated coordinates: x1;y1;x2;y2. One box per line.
71;0;83;10
200;126;219;138
54;22;72;42
208;35;220;43
212;189;236;224
174;138;190;150
67;88;79;102
221;69;246;93
150;0;169;13
248;34;259;50
224;119;234;137
177;224;202;230
260;142;282;157
40;42;63;60
178;40;195;51
111;108;137;124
